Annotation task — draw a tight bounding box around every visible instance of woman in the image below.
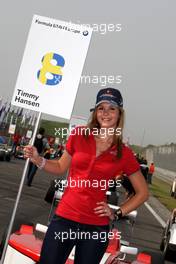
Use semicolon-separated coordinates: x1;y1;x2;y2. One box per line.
24;88;148;264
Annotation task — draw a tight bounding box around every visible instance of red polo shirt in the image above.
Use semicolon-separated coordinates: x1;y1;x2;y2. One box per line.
56;127;140;225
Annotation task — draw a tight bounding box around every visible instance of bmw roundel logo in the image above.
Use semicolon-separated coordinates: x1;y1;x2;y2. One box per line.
83;30;89;36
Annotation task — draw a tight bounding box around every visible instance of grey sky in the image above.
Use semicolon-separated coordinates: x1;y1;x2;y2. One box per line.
0;0;176;146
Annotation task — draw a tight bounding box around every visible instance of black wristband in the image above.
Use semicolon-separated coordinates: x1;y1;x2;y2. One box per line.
114;208;123;221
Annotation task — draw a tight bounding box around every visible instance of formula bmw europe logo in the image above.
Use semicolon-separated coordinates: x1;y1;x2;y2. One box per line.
83;31;89;36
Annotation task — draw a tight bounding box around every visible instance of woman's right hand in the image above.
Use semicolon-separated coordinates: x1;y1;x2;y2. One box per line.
24;145;39;163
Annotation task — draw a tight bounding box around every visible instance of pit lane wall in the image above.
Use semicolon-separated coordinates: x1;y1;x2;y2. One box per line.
145;145;176;184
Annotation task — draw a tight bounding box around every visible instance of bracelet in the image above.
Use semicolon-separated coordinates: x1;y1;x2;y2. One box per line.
114;208;123;221
37;157;46;170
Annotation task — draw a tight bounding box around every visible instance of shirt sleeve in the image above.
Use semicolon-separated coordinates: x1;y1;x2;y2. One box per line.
122;147;140;176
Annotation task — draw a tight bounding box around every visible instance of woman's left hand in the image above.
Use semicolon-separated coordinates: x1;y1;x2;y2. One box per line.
94;201;115;220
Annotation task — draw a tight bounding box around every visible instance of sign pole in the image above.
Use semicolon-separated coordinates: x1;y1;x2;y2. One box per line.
0;111;42;264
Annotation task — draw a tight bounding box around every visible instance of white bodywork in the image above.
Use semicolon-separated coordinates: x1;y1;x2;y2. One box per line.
120;246;138;255
169;223;176;245
3;245;35;264
100;253;111;263
35;223;48;233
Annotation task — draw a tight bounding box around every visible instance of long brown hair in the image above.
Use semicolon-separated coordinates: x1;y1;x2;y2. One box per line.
85;107;125;158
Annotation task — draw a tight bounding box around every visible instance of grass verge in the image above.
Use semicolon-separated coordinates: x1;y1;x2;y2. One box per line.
149;176;176;211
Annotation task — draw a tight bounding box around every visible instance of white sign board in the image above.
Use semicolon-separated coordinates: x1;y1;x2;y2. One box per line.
55;137;60;145
26;130;33;139
11;15;92;119
8;124;16;135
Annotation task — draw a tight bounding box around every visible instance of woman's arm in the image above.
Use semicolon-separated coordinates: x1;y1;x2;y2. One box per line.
120;170;149;215
94;170;148;220
24;146;71;175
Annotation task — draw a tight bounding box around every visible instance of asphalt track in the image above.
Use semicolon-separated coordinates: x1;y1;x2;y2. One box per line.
0;158;175;264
